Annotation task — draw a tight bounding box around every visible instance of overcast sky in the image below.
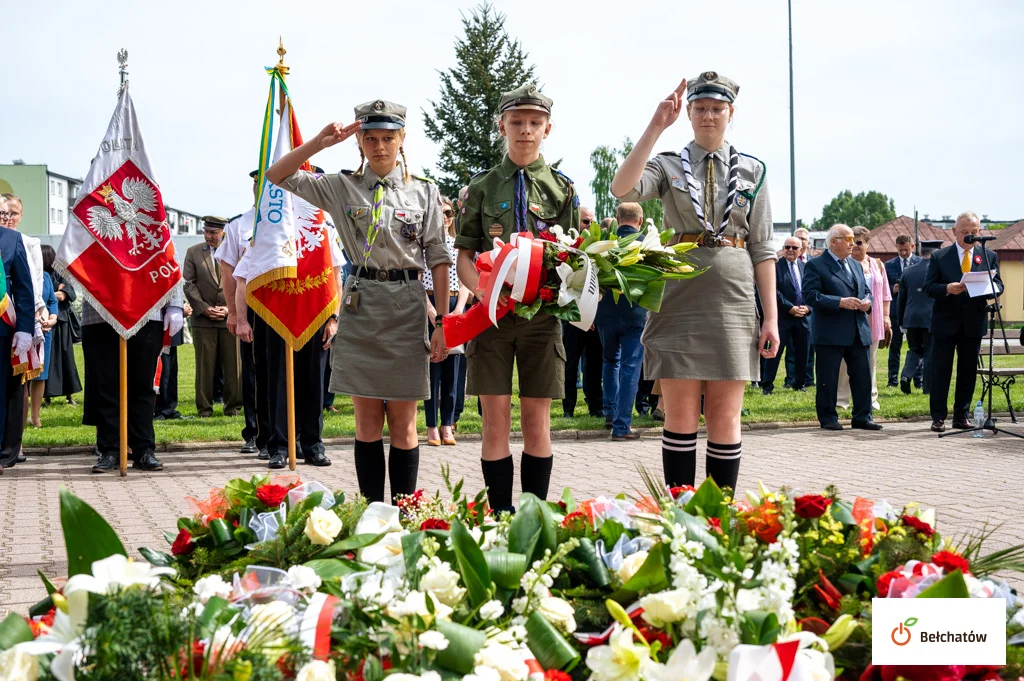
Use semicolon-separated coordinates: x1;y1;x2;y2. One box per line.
3;0;1022;224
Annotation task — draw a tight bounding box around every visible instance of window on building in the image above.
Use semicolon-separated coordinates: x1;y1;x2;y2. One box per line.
50;180;55;195
58;183;63;197
57;209;64;224
50;208;56;222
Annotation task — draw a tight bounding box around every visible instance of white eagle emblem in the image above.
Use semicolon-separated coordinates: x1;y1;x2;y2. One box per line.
87;179;165;256
294;198;327;259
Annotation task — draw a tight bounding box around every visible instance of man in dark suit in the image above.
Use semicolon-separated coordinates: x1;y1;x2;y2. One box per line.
897;240;941;396
784;228;815;388
0;201;36;471
924;212;1003;433
802;224;880;431
762;237;811;395
885;235;922;387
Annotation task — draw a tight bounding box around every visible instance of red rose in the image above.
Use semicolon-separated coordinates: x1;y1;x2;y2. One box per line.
556;251;570;262
636;626;672;650
707;517;723;534
876;570;902;597
544;672;572;681
931;550;971;575
256;483;289;507
171;528;195;556
539;287;555;303
902;514;935;537
572;236;585;248
420;518;450;531
794;494;833;519
537;230;558;242
669;485;695;498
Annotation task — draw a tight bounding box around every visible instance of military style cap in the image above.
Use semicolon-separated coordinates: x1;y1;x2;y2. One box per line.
202;215;228;229
354;99;406;130
920;239;944;253
687;71;740;103
498;84;552;114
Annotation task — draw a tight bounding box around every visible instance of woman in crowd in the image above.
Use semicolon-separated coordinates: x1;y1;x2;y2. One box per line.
612;72;778;493
45;247;82;406
837;225;891;411
28;246;59;427
424;196;470;446
266;99;450;505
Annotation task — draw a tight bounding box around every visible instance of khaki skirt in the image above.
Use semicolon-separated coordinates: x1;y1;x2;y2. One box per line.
331;276;430;400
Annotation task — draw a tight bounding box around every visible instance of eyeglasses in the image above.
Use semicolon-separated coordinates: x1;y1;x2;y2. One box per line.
782;245;800;251
691;105;730;119
854;240;866;246
0;212;9;219
832;236;855;243
581;219;593;226
443;210;453;218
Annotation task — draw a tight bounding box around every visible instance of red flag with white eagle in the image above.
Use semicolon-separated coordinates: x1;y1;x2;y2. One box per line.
55;87;181;339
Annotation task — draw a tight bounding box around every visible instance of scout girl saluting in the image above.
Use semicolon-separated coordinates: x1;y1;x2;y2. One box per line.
454;85;580;512
267;99;450;505
611;72;779;493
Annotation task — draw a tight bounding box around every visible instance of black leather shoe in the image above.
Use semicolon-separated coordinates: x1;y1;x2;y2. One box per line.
611;432;642;441
900;377;911;395
604;420;613;430
306;451;331;467
851;420;883;431
92;454;117;473
16;454;26;463
133;453;164;471
240;440;258;454
820;422;843;431
257;448;270;461
952;418;973;430
268;453;287;469
886;381;899;388
762;388;774;396
931;420;946;433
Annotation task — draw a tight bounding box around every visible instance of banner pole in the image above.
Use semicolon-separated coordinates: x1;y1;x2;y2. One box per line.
119;336;128;477
286;346;296;471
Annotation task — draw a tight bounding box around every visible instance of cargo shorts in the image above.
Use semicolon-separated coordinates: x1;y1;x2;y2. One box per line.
465;312;566;399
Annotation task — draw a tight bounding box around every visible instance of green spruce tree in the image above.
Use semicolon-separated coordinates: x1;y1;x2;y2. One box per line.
422;3;537;199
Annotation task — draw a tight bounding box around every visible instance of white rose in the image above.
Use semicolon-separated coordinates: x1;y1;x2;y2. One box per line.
420;559;466;607
475;643;529;681
285;565;322;593
247;600;296;635
464;667;503;681
538;596;577;634
193;574;232;603
639;588;693;626
0;647;39;681
617;550;649;583
418;630;450;650
295;659;336;681
387;590;452;622
479;599;505;621
304;506;343;546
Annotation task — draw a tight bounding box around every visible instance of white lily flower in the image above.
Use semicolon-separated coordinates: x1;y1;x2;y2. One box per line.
585;240;617;255
14;608;87;681
63;555;176;597
555;262;576;307
639;639;716;681
585;625;649;681
354;502;402;535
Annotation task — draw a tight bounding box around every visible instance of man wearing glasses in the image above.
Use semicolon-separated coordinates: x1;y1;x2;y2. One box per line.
761;237;810;395
802;223;880;431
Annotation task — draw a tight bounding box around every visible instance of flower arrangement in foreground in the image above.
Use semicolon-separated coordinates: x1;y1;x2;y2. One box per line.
1;469;1023;681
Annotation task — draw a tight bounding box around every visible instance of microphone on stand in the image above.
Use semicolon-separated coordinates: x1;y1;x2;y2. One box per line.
964;234;997;244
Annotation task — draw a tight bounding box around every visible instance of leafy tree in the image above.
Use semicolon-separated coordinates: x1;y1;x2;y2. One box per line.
422;3;537;198
812;190;896;231
589;138;664;227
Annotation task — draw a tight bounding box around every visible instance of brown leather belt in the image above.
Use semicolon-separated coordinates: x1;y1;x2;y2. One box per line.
425;290;458;297
679;233;745;249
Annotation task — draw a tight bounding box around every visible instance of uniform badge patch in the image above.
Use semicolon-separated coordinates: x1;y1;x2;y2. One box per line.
400;223;419;240
671;176;684;189
735;194;749;208
488;224;503;237
974;254;983;265
529;203;540;213
500;201;510;210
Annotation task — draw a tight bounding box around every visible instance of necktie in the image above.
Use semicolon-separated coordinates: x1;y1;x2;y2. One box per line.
214;257;221;284
704;154;717;229
791;261;804;304
514;169;529;232
365;180;386;260
961;249;971;274
841;258;853;284
901;258;907;271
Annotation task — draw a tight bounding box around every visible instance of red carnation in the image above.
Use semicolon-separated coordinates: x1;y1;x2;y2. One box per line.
669;485;695;498
256;484;289;507
794;494;833;519
902;514;935;537
561;510;589;530
544;671;572;681
707;516;723;534
537;230;558;242
556;251;570;262
931;550;971;575
397;489;425;511
171;528;195;556
876;570;902;597
420;518;450;531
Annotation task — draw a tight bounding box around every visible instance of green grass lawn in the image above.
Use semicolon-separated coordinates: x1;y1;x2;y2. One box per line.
24;343;1024;448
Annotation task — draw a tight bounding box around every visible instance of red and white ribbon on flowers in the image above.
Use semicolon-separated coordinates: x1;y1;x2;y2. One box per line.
573;601;645;645
299;592;340;660
726;640;802;681
520;647;545;681
483;232;546;326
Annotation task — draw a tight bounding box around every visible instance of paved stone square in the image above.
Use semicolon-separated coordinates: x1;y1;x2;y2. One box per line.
2;421;1022;616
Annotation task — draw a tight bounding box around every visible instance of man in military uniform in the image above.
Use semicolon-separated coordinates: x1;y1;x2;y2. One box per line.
455;84;579;511
183;216;242;417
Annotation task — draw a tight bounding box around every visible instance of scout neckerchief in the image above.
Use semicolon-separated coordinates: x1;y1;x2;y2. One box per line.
363;175;387;264
680;145;739;245
514;169;529;232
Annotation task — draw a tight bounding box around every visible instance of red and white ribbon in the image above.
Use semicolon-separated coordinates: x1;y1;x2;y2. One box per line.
299;592;340;660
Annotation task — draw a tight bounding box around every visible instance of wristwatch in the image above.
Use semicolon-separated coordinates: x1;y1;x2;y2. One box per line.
328;314;339;322
434;314;445;328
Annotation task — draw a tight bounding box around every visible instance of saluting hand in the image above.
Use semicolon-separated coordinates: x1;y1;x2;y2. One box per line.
318;121;363;149
650;78;688;131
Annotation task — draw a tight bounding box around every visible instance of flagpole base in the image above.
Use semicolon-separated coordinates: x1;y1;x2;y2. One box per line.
286;347;296;471
119;336;128;477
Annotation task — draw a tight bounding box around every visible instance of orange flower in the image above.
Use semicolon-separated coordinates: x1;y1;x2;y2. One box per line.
739;500;783;544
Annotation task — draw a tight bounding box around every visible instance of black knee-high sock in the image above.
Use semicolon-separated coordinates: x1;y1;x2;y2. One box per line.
482;456;514;512
388;444;420;505
705;440;742;493
520;452;553;501
354;439;386;503
662;430;697;487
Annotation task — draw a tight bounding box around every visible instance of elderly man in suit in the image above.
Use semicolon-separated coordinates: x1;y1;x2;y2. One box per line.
924;212;1003;433
897;240;941;396
183;216;242;418
762;236;811;395
885;234;922;387
802;224;881;431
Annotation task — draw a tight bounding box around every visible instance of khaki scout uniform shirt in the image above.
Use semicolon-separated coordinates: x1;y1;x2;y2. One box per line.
280;165;450;271
454;154;580;253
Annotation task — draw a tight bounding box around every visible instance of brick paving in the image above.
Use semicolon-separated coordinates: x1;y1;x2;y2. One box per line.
2;420;1022;616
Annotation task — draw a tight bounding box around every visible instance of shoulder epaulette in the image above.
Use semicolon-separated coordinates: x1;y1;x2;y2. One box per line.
739;152;767;199
410;174;434;184
340;169;355;176
555;169;574;185
470;169;487;180
656;150;679;158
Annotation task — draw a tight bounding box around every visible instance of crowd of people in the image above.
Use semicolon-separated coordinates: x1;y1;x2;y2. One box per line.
0;73;1004;510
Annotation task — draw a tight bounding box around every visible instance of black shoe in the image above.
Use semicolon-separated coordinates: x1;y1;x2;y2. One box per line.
562;412;573;419
931;420;946;433
305;451;331;467
762;388;773;396
952;418;973;430
268;453;287;469
16;455;26;463
652;409;665;422
783;381;795;389
611;432;641;441
820;422;843;431
604;420;613;430
886;381;899;388
793;387;807;393
914;381;923;390
133;453;164;471
92;454;117;473
851;420;883;431
240;440;258;454
257;448;270;461
900;377;911;395
153;414;165;421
